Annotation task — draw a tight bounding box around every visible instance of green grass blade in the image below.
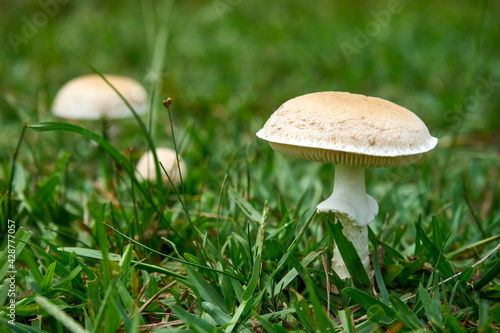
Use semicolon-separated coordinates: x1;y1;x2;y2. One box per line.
40;262;57;292
6;123;26;219
0;227;33;280
474;259;500;290
417;285;444;329
229;189;263;222
115;278;134;312
252;311;289;333
415;222;455;279
59;248;121;261
389;294;424;330
171;304;220;333
202;302;231;326
113;296;134;333
0;317;48;333
0;279;11;305
372;239;390;306
184;265;228;313
273;251;317;296
91;197;111;288
35;296;88;333
342;287;396;319
288;253;332;332
225;297;253;333
86;278;100;322
338;308;355;333
241;254;261;302
327;216;371;288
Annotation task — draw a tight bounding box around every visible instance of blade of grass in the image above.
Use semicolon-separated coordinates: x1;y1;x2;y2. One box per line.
184;264;228;313
171;304;221;333
6;123;26;219
342;287;396;319
40;262;57;292
371;237;390;306
415;221;455;279
338;308;355;333
327;215;371;288
0;227;33;280
474;258;500;290
389;294;424;330
417;285;444;329
202;302;231;326
35;296;88;333
92;197;111;288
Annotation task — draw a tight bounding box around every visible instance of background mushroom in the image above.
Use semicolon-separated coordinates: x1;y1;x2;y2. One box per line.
52;74;148;120
136;147;187;187
257;91;438;279
51;74;148;141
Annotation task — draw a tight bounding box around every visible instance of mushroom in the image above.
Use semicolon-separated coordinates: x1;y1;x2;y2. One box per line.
52;74;148;120
257;92;437;279
51;74;148;141
136;148;187;187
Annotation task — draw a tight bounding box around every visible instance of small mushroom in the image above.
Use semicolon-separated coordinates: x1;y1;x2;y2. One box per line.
257;91;437;279
52;74;148;120
136;148;187;187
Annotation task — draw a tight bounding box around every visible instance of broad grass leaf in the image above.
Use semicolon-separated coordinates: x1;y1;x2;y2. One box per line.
202;302;231;326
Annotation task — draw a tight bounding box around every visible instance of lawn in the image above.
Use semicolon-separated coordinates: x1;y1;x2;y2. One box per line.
1;0;499;332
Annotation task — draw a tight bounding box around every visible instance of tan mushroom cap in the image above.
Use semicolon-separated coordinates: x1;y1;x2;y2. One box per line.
52;74;148;120
256;91;438;167
136;148;187;186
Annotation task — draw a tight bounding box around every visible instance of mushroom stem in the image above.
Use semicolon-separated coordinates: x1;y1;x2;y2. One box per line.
317;165;378;227
317;164;378;279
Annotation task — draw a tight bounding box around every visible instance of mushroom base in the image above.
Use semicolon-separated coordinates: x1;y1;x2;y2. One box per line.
332;214;371;279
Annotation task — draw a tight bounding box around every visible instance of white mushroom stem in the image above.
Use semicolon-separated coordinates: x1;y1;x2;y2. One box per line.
316;165;378;279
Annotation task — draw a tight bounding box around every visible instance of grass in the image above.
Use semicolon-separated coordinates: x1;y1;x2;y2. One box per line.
1;0;500;332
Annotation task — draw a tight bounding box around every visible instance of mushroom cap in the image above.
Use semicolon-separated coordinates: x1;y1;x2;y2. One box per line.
52;74;148;120
136;148;187;186
256;91;438;167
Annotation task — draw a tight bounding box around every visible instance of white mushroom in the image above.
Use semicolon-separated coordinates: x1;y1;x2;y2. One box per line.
52;74;148;120
136;148;187;187
257;91;437;279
